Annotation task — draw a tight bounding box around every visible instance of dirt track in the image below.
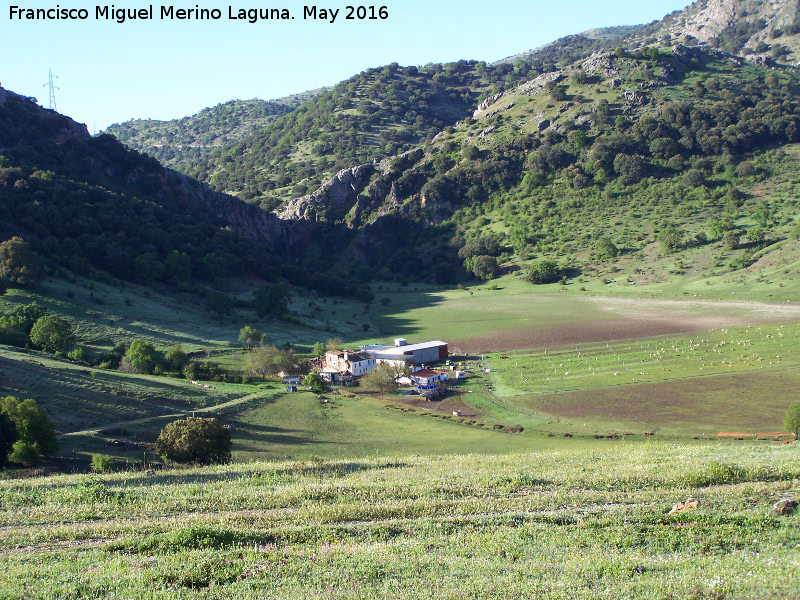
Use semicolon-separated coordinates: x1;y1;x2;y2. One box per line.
450;296;800;352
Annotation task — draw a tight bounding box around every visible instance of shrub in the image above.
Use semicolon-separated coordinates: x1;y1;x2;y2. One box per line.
595;237;619;260
0;396;58;456
472;255;499;280
67;347;87;362
156;418;231;465
0;237;43;287
527;260;559;284
29;315;76;354
303;372;327;393
90;454;114;473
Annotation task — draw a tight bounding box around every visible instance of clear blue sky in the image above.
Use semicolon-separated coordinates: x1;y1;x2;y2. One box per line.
1;0;693;130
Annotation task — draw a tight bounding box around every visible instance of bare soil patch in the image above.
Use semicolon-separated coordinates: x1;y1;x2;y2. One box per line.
450;297;800;352
528;369;800;436
386;391;484;418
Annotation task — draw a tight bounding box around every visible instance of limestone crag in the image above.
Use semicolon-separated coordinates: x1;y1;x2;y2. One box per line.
279;165;369;221
473;92;505;117
517;72;565;96
580;52;620;80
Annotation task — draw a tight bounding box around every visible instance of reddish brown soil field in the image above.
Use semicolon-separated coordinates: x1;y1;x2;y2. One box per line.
451;297;800;352
526;368;800;436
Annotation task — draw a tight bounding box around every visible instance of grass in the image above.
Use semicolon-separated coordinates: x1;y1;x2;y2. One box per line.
1;444;798;598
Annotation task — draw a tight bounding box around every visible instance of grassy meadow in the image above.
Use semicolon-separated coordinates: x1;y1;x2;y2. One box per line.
1;445;798;598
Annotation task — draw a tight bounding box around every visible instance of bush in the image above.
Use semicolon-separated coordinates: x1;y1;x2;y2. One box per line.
0;411;17;467
527;260;559;284
0;237;43;287
595;237;619;261
90;454;114;473
8;441;41;466
29;315;76;354
0;396;58;456
303;372;327;393
67;347;87;362
156;418;231;465
472;255;499;280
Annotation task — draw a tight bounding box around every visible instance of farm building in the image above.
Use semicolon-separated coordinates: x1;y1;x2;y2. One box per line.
363;340;448;366
323;350;377;377
409;369;449;386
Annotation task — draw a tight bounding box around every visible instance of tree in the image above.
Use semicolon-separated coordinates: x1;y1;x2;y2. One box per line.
723;230;741;250
0;396;58;462
595;237;619;261
312;342;327;358
164;344;188;371
205;291;233;318
239;325;261;349
0;412;18;467
164;250;192;286
245;345;279;379
657;223;685;254
156;417;231;465
275;348;298;375
252;282;289;318
127;340;157;374
0;237;43;287
783;404;800;439
29;315;76;354
302;372;327;393
527;260;559;284
0;302;47;346
359;363;397;395
472;255;499;280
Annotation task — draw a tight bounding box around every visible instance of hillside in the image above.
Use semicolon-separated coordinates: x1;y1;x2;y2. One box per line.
0;85;284;286
502;0;800;68
1;445;798;598
257;44;800;288
184;61;526;208
103;89;323;171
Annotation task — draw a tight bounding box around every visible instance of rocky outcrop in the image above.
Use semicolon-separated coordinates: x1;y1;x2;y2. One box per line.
279;165;369;221
581;52;619;80
473;93;505;117
680;0;739;44
517;72;565;95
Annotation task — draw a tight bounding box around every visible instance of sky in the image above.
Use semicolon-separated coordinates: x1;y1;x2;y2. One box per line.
1;0;694;131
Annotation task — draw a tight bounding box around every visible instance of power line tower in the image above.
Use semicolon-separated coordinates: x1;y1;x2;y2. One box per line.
43;69;59;111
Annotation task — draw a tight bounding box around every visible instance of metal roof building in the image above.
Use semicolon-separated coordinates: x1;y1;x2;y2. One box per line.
362;340;448;365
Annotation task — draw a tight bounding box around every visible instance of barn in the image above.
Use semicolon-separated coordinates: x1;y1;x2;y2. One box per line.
363;340;449;365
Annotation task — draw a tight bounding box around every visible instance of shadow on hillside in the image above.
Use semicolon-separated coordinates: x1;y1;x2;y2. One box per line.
370;288;450;340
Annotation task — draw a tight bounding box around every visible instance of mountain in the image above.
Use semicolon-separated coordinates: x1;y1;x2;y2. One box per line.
93;0;800;287
0;85;283;284
271;42;800;283
499;0;800;71
103;89;323;172
182;62;527;209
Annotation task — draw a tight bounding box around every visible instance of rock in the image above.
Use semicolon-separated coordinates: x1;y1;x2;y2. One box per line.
668;498;700;515
581;52;619;80
473;92;504;117
517;72;565;96
773;499;798;516
536;119;550;132
279;165;369;221
746;55;778;69
619;90;649;105
479;126;495;138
